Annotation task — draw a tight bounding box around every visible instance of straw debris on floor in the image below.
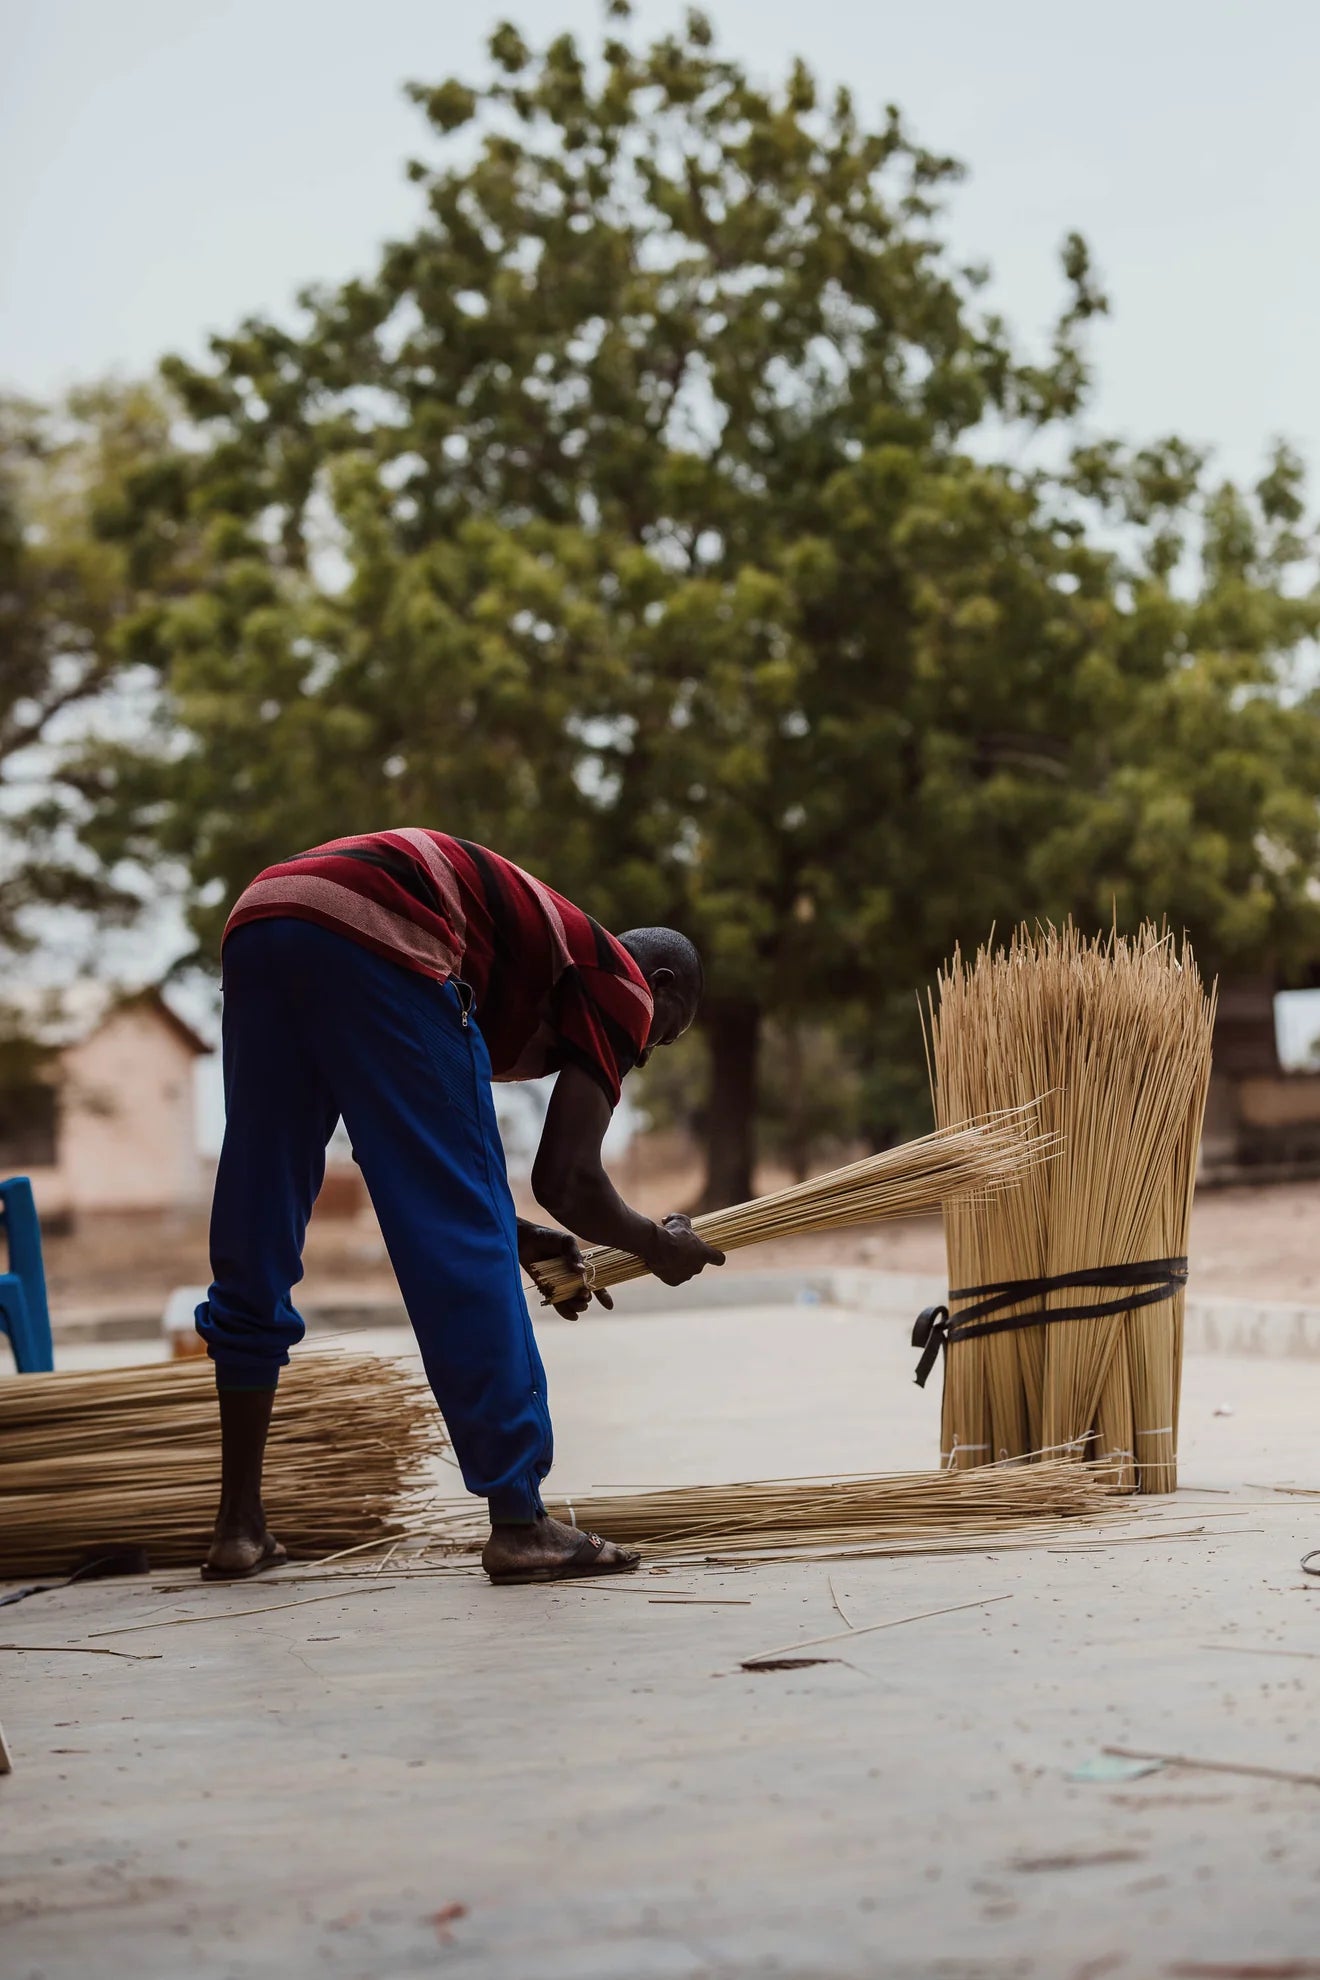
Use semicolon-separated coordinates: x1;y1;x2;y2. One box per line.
0;1350;446;1577
529;1113;1054;1307
923;921;1214;1494
429;1458;1128;1563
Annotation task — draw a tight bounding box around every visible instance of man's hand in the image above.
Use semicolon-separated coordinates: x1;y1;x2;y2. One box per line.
516;1219;614;1321
646;1212;726;1288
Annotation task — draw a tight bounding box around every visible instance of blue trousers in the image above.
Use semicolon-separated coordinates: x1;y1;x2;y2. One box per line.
196;918;552;1522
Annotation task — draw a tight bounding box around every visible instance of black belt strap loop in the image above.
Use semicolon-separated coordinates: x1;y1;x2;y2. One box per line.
911;1259;1188;1388
911;1305;949;1389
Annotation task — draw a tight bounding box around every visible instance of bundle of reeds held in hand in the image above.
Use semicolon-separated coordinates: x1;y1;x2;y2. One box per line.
528;1113;1055;1307
0;1350;445;1578
920;922;1214;1494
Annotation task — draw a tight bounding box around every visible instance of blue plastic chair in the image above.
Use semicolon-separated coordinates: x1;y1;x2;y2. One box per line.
0;1177;54;1373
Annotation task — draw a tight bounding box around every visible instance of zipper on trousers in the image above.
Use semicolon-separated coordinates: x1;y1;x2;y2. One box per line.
454;979;473;1029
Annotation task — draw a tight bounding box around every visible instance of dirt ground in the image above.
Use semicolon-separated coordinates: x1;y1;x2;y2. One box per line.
38;1151;1320;1319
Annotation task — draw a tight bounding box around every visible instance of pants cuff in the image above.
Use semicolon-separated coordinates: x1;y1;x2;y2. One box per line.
207;1346;283;1392
487;1477;545;1523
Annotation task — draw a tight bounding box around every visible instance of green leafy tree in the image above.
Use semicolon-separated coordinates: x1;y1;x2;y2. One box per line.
0;391;146;950
0;385;187;1129
83;9;1320;1203
0;385;193;971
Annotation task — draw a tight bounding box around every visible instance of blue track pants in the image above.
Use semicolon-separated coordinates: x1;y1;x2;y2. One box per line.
195;917;552;1522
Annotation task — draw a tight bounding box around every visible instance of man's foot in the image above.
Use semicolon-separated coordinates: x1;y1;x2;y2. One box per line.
201;1526;288;1581
482;1514;640;1585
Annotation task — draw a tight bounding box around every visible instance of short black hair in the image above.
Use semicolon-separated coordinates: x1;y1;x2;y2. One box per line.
619;926;704;1011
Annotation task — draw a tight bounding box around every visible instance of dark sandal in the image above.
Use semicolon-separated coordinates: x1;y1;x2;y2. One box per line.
200;1535;289;1582
487;1529;640;1586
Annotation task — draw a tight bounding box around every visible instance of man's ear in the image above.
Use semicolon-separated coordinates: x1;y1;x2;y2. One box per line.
649;965;676;992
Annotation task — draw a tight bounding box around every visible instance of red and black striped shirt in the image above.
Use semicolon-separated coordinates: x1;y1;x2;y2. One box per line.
224;830;653;1106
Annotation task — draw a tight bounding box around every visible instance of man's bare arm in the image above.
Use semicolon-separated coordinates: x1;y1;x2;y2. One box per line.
531;1063;723;1286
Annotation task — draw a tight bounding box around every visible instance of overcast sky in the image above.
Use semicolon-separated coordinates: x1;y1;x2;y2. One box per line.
7;0;1320;1084
5;0;1320;493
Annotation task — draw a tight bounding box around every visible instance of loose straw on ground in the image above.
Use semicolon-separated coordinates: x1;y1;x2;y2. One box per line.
925;922;1214;1495
426;1458;1127;1563
741;1593;1013;1667
529;1113;1055;1307
1102;1745;1320;1790
0;1351;446;1578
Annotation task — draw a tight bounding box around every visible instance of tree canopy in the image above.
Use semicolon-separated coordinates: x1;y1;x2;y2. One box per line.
76;8;1320;1200
0;386;175;960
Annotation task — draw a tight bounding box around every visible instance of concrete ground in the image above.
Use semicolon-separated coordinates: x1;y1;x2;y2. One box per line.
4;1302;1320;1980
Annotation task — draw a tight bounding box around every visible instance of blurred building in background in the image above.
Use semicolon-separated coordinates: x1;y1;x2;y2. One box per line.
1203;979;1320;1181
0;987;211;1221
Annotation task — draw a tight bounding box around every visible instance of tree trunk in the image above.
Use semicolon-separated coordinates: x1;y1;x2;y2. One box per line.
698;998;760;1211
781;1023;811;1182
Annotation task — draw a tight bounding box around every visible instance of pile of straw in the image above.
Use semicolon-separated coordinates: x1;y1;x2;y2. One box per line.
0;1350;446;1577
926;922;1214;1494
430;1459;1124;1562
529;1114;1053;1307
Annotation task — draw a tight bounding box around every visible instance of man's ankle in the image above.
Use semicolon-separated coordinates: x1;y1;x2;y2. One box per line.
215;1498;266;1538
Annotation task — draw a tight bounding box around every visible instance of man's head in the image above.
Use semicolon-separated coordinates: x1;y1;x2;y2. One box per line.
619;927;704;1068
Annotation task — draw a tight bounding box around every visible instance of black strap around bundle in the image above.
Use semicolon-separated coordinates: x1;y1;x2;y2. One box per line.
911;1257;1189;1388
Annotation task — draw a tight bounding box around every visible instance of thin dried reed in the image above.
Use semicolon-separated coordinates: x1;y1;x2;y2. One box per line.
428;1459;1126;1562
926;922;1214;1494
0;1350;446;1577
529;1114;1054;1306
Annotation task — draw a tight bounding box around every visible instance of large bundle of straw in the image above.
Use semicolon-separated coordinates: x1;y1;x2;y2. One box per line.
924;923;1214;1494
430;1459;1124;1561
529;1114;1052;1307
0;1350;446;1577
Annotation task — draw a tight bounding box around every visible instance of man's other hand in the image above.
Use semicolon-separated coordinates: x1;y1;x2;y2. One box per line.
649;1212;726;1287
516;1221;614;1320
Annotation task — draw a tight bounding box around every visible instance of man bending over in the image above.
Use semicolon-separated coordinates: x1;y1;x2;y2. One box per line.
195;829;723;1585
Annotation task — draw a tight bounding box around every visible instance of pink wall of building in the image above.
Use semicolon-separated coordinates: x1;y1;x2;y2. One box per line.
26;999;208;1217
